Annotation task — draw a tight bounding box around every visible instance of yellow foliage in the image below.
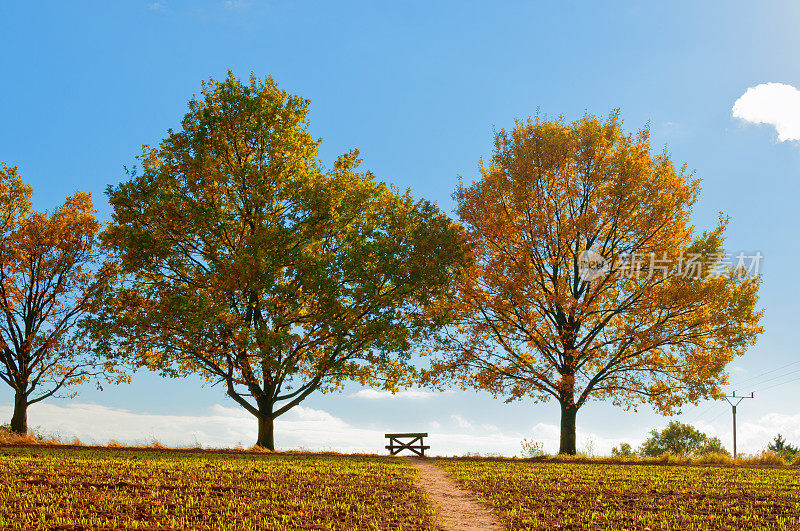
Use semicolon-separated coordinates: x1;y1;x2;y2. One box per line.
427;112;763;453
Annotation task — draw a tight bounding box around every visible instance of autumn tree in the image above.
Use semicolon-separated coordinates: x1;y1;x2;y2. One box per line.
91;73;468;450
426;113;763;454
0;163;115;434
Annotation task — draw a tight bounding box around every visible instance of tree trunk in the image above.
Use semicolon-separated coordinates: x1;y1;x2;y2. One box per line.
10;392;28;435
559;402;578;455
256;407;275;451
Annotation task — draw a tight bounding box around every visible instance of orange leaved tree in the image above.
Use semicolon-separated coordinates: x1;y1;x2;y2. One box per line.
426;113;763;454
0;163;116;434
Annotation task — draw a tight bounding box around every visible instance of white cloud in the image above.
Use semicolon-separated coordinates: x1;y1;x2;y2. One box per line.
732;82;800;141
695;411;800;455
450;414;498;433
11;402;792;457
0;401;616;457
147;2;164;10
348;389;453;400
1;402;381;452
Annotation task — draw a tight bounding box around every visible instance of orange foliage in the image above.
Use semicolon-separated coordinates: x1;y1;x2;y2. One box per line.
426;113;763;454
0;163;123;433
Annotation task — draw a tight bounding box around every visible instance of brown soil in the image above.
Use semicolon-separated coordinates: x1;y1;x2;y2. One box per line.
408;457;504;531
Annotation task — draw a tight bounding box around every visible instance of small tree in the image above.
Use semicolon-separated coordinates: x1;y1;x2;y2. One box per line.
767;434;799;459
611;442;635;458
0;163;117;434
639;421;728;457
91;73;468;450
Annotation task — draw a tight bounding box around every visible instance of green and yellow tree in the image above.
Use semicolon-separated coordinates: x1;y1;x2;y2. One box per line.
427;113;763;454
92;73;468;449
0;163;115;434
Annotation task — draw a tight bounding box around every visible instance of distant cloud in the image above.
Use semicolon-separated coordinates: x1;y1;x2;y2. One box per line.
348;389;454;400
450;414;498;433
0;401;614;456
695;411;800;455
732;82;800;142
5;401;791;456
0;402;383;452
147;2;164;10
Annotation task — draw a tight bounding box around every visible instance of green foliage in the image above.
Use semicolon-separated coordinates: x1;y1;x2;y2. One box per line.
639;421;729;457
611;442;635;458
767;434;799;460
91;72;469;448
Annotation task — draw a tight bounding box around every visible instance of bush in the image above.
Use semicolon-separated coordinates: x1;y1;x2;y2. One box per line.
743;450;787;466
767;434;799;461
639;421;729;457
611;442;636;458
520;438;546;458
695;452;735;465
0;423;57;445
248;445;272;453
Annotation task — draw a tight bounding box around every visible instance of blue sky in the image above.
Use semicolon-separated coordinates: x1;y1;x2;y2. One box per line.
2;1;800;455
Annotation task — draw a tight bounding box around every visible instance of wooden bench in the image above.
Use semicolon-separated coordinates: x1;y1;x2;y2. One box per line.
385;432;430;457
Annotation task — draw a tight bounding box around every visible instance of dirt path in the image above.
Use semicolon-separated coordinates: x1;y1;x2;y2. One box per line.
407;457;504;531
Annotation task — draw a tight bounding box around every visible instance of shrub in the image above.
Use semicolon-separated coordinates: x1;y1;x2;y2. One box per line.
611;442;636;458
249;445;272;453
696;452;735;465
520;438;546;458
640;421;729;457
0;423;58;445
767;434;799;461
743;450;787;466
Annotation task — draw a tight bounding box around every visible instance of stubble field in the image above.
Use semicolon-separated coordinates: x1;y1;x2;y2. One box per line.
0;447;437;530
2;446;800;530
436;458;800;530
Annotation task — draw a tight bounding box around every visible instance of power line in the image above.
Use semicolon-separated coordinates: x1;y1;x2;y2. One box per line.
753;375;800;394
704;407;729;425
684;402;723;424
744;367;800;390
729;359;800;388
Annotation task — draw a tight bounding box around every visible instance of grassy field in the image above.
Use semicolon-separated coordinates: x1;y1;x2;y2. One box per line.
436;458;800;530
3;446;800;530
0;446;438;530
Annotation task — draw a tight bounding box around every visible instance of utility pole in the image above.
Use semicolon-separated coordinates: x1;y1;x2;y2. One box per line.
724;391;754;459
